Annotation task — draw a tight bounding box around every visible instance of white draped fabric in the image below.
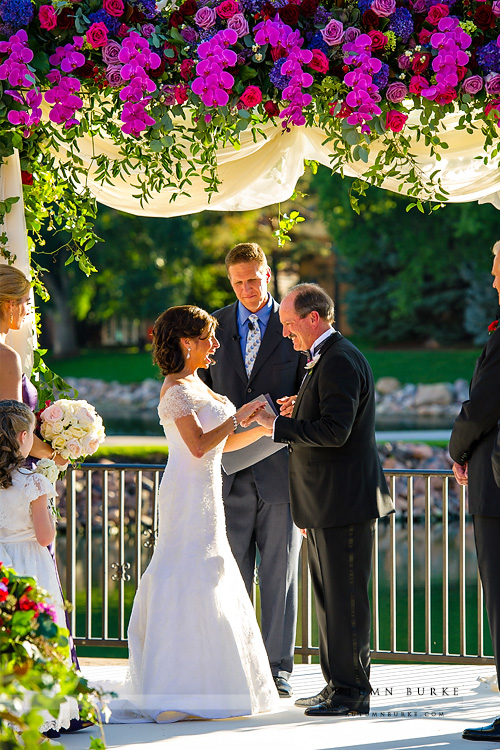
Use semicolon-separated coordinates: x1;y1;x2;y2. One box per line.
46;111;500;217
0;153;35;376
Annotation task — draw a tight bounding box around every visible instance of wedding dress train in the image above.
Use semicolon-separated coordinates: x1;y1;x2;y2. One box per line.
104;384;277;722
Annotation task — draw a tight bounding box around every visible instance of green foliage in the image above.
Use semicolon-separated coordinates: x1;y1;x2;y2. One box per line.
0;563;105;749
315;168;499;344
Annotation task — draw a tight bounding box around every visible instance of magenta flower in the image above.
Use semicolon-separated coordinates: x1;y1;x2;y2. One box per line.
227;13;249;37
86;22;109;49
321;19;344;46
371;0;396;17
194;6;217;30
39;5;58;30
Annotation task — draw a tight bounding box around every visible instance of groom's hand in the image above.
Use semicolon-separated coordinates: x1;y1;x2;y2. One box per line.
452;461;468;486
277;395;296;418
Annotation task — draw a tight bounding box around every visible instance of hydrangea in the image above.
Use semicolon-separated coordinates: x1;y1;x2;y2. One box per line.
373;61;390;88
314;7;332;26
240;0;266;13
128;0;159;19
0;0;33;30
357;0;373;13
89;9;121;35
308;31;329;55
269;58;290;89
389;8;414;43
477;40;500;73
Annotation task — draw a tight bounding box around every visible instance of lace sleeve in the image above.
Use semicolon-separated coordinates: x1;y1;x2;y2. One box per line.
158;384;198;423
23;473;58;504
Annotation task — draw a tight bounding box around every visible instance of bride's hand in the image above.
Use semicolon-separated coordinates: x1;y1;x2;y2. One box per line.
53;452;69;470
235;401;266;428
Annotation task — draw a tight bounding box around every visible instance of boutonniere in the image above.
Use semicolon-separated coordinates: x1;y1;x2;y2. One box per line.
304;353;321;370
488;319;499;335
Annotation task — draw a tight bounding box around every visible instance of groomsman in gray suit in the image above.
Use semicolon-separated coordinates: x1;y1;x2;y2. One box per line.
200;242;304;697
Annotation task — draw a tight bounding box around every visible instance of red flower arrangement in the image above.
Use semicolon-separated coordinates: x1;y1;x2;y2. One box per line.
488;319;499;334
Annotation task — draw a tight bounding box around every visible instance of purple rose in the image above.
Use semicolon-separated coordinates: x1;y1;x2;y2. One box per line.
493;1;500;16
386;81;409;102
461;74;483;95
321;19;344;46
485;72;500;96
194;6;217;29
141;23;156;37
227;12;249;37
371;0;396;17
181;26;198;42
102;40;122;64
105;64;124;87
397;53;412;71
161;85;177;105
343;26;361;43
412;0;427;13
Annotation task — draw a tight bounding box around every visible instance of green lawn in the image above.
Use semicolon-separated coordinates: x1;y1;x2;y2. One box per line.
47;343;482;385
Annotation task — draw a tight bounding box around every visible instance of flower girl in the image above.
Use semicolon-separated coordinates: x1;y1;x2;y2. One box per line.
0;399;80;734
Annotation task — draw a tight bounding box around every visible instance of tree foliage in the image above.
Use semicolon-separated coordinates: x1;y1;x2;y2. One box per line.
315;167;500;345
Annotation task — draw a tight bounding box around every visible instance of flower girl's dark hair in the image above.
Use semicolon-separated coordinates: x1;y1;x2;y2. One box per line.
152;305;218;375
0;401;34;489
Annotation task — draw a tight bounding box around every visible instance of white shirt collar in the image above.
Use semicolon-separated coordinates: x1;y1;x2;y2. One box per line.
310;327;336;357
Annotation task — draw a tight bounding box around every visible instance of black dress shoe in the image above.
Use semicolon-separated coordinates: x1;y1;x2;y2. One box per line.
463;718;500;741
42;729;61;739
59;718;94;733
274;676;293;698
304;695;369;717
295;684;333;707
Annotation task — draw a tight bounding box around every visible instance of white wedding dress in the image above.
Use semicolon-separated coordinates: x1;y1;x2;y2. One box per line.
105;383;277;723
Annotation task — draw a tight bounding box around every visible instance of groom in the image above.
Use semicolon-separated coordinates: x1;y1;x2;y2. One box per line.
250;283;394;716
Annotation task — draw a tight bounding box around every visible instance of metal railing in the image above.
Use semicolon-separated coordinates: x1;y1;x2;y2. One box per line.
61;464;493;666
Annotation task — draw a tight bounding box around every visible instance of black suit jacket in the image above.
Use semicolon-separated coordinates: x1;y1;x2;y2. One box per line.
200;298;304;504
274;332;394;529
449;328;500;515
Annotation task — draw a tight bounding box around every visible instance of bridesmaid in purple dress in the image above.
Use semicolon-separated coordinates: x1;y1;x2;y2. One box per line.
0;264;88;736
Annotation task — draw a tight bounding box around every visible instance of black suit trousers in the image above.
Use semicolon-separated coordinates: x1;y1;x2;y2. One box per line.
473;515;500;684
308;520;375;704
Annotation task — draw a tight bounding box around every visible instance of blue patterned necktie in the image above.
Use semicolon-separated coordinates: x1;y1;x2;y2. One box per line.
244;314;261;378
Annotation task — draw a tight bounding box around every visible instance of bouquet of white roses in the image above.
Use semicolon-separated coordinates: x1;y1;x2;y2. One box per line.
39;399;106;462
34;458;60;485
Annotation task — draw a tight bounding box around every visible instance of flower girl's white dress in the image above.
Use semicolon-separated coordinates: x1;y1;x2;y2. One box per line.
0;468;80;732
108;384;277;722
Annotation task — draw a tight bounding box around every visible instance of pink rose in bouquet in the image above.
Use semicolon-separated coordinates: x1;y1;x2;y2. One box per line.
385;110;408;132
240;85;263;107
103;0;125;17
40;399;105;462
86;22;109;48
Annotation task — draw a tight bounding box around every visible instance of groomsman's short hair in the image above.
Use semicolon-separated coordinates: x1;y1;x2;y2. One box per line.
493;240;500;256
225;243;268;271
287;283;335;324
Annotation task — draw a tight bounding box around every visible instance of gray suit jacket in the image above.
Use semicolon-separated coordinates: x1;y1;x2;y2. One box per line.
200;298;304;504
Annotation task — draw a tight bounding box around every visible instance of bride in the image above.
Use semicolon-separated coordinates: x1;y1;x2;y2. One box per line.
108;305;278;723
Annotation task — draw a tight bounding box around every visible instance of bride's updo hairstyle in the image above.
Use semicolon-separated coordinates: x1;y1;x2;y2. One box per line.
0;264;31;318
0;400;35;489
153;305;218;375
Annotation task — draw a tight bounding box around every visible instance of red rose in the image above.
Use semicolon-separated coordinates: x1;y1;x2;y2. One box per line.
262;2;275;17
300;0;319;17
409;74;428;94
217;0;239;18
164;43;179;64
179;0;198;15
418;28;433;44
180;59;195;80
278;4;300;24
385;110;408;132
309;49;329;73
362;9;379;28
78;60;95;78
271;45;287;61
86;21;108;48
435;86;457;105
21;171;33;185
103;0;124;17
426;3;449;25
150;57;166;78
412;52;431;72
240;85;263;108
368;30;387;50
169;10;184;27
456;65;466;82
57;7;75;29
474;4;494;29
489;319;499;333
264;100;280;117
128;8;145;23
330;100;352;118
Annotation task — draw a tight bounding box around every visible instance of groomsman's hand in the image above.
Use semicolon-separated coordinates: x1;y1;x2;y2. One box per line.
277;395;297;418
452;461;468;486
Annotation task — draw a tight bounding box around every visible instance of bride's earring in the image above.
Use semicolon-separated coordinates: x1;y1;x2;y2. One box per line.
186;347;191;360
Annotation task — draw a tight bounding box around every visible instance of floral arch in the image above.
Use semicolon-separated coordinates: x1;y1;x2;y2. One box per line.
1;0;500;372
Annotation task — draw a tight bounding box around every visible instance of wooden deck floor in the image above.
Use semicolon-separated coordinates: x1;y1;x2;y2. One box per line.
58;661;500;750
